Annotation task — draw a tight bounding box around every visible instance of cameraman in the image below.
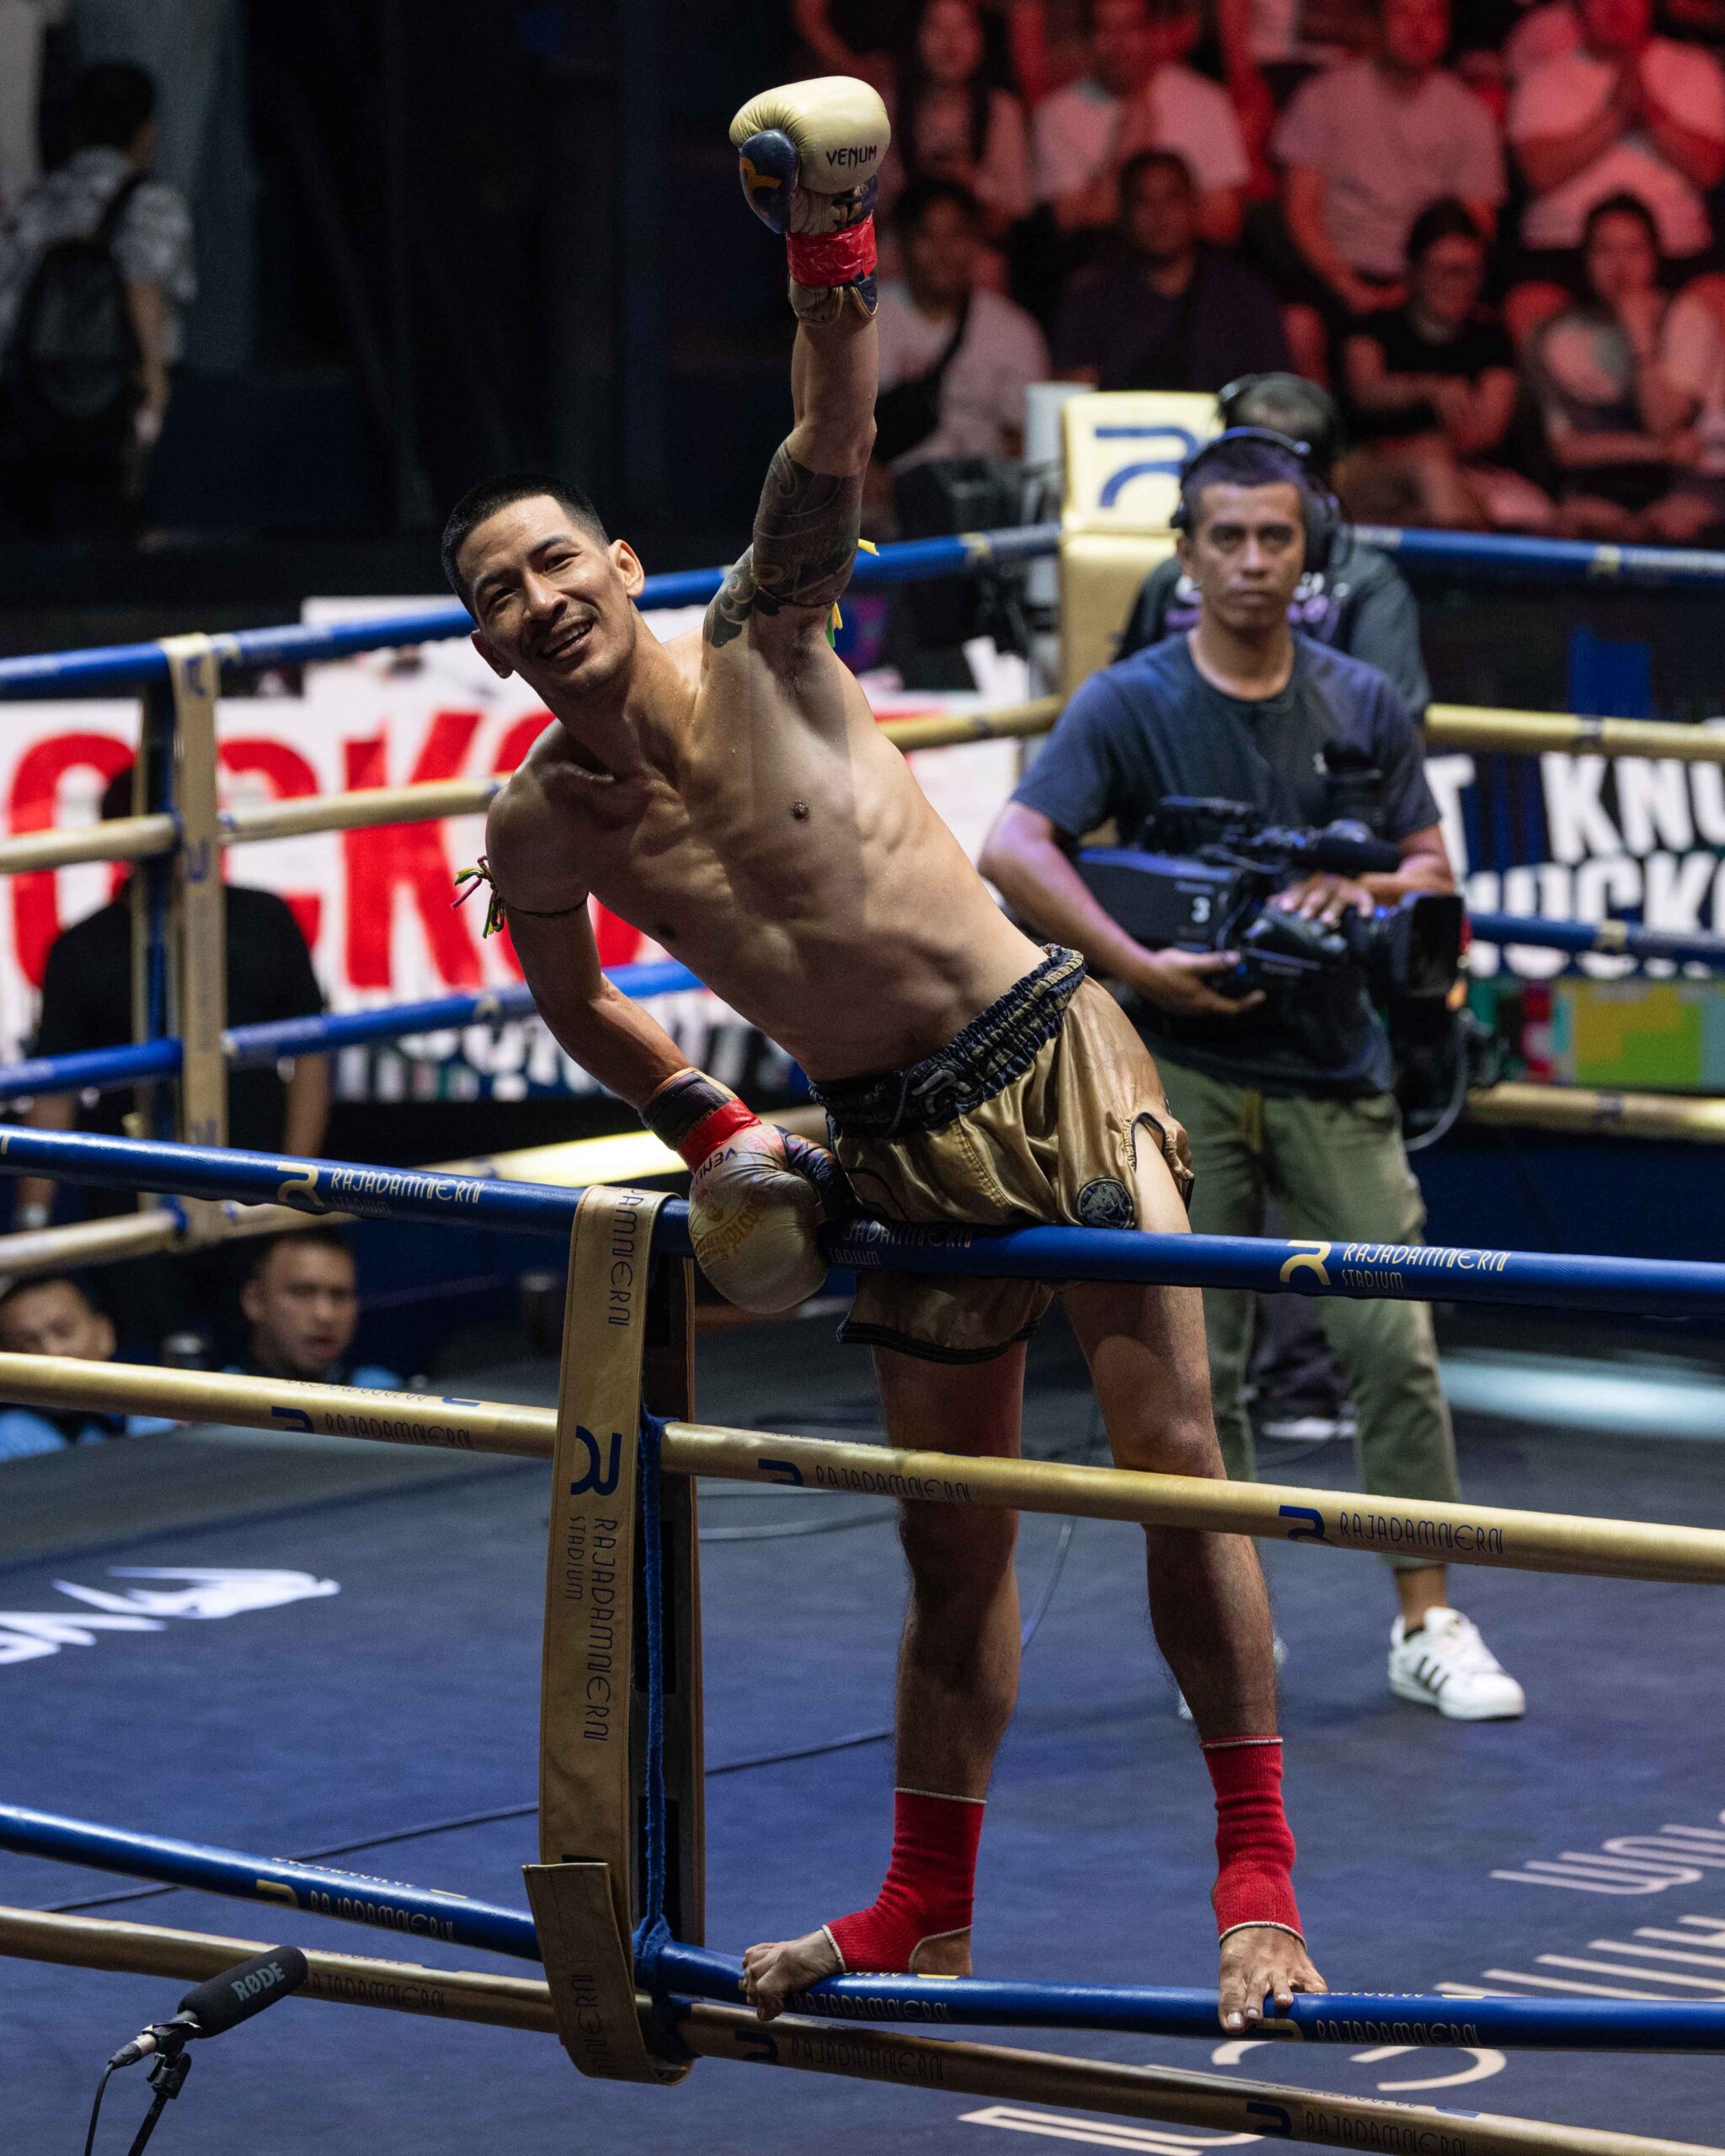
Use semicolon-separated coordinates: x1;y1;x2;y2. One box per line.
982;429;1525;1721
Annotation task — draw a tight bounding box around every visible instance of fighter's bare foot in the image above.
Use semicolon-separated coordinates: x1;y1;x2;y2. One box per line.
742;1927;843;2020
741;1925;974;2020
1217;1924;1326;2033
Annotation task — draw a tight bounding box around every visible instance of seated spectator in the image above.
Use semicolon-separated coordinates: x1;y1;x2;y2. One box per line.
1524;191;1725;536
1506;0;1725;342
231;1231;402;1390
1270;0;1506;381
0;1275;174;1460
1119;371;1434;714
1053;149;1290;387
1338;199;1539;526
874;179;1051;476
0;62;195;536
17;762;329;1356
892;0;1034;237
17;765;329;1240
1032;0;1250;249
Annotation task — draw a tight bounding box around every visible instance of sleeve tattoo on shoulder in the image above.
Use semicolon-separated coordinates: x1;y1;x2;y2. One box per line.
704;445;862;648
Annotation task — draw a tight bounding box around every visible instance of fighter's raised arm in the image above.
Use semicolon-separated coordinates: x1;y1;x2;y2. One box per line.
705;77;889;659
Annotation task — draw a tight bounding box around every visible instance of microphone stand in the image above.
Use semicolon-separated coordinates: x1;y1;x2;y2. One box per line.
124;2046;191;2156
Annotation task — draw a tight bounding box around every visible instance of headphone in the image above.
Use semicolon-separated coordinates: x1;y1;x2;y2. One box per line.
1171;423;1342;572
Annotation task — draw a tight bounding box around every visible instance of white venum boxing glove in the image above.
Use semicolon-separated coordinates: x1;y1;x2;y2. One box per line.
644;1068;840;1315
729;77;891;323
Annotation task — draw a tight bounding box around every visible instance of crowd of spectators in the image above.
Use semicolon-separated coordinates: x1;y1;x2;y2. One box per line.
0;1234;400;1463
0;754;401;1464
843;0;1725;536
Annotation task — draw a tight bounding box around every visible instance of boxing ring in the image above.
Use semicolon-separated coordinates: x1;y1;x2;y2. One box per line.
0;1121;1723;2150
3;496;1725;2148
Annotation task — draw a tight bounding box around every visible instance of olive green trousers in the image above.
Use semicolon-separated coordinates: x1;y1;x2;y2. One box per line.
1157;1058;1460;1568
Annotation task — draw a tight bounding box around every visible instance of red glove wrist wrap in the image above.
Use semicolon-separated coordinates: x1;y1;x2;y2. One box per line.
643;1070;761;1171
674;1097;759;1171
787;216;877;290
1202;1736;1302;1942
825;1788;984;1974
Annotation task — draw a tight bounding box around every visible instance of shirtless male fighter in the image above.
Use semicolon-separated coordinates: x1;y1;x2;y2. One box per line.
442;75;1323;2035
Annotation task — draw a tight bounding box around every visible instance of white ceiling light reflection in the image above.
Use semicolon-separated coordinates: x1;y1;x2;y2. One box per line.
1439;1353;1725;1441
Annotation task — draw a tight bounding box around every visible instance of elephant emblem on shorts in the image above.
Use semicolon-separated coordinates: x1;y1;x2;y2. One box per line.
1076;1177;1135;1230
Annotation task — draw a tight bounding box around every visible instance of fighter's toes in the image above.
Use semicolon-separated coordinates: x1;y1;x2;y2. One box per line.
1217;1925;1326;2031
741;1927;843;2020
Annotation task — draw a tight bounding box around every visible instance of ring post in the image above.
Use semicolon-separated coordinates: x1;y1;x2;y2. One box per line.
640;1217;705;1953
526;1184;696;2084
131;683;177;1150
162;637;227;1245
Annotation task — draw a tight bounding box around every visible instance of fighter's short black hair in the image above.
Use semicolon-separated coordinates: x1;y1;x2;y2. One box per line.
441;473;609;611
70;63;157;153
1178;433;1311;533
244;1227;356;1285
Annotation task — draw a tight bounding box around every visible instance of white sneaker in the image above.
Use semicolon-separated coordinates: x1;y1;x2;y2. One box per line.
1177;1633;1287;1721
1389;1608;1525;1721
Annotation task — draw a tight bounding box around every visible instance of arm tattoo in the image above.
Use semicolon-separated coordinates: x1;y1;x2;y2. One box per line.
704;444;862;648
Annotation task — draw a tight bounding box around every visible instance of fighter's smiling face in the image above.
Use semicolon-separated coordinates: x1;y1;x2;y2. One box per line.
461;496;645;703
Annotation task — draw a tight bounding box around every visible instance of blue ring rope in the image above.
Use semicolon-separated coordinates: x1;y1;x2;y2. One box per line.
8;914;1725;1111
8;1802;1717;2051
6;1119;1725;1314
6;517;1725;700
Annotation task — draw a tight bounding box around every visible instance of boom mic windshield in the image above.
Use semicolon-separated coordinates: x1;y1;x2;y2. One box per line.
177;1946;308;2037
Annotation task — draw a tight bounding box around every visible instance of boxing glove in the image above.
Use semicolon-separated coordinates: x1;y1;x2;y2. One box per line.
644;1068;843;1315
729;76;891;324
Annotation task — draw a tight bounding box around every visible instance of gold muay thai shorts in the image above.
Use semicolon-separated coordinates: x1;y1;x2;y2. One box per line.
809;946;1192;1363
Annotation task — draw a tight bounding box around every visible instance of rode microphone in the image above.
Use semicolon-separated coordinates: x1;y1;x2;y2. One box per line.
109;1947;309;2069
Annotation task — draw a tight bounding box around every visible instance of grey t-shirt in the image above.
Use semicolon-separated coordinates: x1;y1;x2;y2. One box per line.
1272;60;1506;277
1013;633;1439;1094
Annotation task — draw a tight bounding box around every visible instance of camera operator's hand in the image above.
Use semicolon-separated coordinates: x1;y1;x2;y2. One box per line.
1273;874;1375;928
1129;948;1265;1018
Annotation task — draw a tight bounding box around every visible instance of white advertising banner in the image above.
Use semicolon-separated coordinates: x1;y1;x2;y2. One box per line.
0;609;1024;1099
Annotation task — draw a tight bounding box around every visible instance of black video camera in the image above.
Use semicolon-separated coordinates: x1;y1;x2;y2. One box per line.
1076;796;1462;1005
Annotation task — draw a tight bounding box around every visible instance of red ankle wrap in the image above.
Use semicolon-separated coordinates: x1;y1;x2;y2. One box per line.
1202;1736;1302;1943
825;1788;984;1974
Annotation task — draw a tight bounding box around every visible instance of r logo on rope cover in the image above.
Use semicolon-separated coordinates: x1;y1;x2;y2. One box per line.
1279;1241;1332;1287
276;1166;325;1212
568;1426;622;1497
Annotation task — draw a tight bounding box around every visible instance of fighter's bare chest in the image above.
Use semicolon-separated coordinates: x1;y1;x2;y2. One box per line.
573;751;858;941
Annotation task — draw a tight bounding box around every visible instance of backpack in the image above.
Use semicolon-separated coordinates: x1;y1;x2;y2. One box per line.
0;169;148;462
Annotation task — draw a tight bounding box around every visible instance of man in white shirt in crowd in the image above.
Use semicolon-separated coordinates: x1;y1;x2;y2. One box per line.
873;177;1050;474
1032;0;1250;248
1507;0;1725;336
1271;0;1504;378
